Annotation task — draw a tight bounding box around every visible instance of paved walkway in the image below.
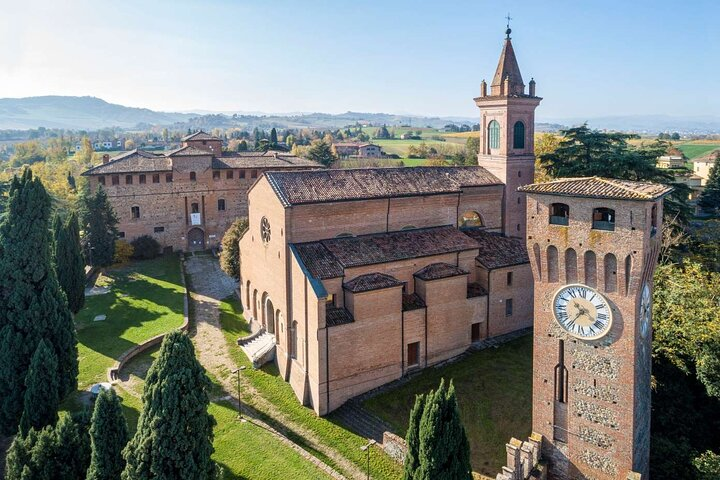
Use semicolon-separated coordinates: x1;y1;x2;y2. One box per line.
183;253;360;480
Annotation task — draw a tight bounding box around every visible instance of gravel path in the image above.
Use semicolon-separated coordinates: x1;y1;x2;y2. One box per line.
183;253;359;480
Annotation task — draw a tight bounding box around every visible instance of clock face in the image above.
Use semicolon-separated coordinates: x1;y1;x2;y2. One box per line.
640;283;652;338
260;217;271;243
553;284;613;340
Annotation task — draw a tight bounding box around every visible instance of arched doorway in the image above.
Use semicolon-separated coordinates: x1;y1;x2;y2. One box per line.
265;299;275;335
187;227;205;251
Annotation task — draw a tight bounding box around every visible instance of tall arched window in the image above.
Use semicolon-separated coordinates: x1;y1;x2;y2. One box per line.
584;251;597;288
291;321;298;359
547;246;559;283
604;253;617;293
513;121;525;149
565;248;578;283
488;120;500;150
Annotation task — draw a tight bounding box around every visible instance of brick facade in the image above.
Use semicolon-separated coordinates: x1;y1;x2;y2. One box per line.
81;133;321;251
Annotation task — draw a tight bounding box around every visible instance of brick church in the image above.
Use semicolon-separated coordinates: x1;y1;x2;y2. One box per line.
239;30;540;414
240;28;670;480
82;131;321;251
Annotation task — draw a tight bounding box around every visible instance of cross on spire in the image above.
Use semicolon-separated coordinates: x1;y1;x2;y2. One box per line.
505;13;512;39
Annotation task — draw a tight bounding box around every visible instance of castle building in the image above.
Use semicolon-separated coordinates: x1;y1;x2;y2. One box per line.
238;30;540;414
82;131;321;251
521;177;671;479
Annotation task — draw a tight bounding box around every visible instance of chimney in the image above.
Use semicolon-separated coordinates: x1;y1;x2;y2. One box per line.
529;78;536;97
480;79;487;97
102;154;110;164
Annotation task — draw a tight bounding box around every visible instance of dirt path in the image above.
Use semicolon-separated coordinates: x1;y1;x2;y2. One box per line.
183;254;364;480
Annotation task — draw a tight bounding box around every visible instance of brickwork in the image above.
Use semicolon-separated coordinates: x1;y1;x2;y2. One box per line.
526;190;664;480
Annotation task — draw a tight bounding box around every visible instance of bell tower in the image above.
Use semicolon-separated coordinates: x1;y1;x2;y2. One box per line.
475;26;541;239
520;177;672;479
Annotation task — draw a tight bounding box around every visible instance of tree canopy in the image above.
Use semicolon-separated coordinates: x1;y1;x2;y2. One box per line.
306;139;338;167
79;185;118;267
220;217;248;280
53;212;86;314
87;388;129;480
698;154;720;215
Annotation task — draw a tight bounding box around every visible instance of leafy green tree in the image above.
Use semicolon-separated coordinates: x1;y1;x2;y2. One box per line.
539;124;690;222
694;451;720;479
237;139;248;152
306;139;337;166
129;234;161;260
0;170;78;435
53;212;86;314
220;218;248;280
464;136;479;166
414;379;472;480
122;331;218;480
698;156;720;215
403;393;426;480
87;388;129;480
10;141;46;167
19;340;60;435
80;186;118;267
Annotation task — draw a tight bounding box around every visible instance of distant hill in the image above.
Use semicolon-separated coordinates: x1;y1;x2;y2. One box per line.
545;114;720;135
0;96;193;130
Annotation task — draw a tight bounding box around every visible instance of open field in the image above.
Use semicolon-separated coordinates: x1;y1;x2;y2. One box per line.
363;334;533;478
676;143;720;160
74;255;186;390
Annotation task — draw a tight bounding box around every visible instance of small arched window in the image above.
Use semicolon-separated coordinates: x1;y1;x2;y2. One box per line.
131;206;140;219
191;202;199;214
290;321;298;359
550;203;569;226
592;208;616;231
459;210;484;228
513;121;525;149
488;120;500;150
190;171;196;181
651;204;658;237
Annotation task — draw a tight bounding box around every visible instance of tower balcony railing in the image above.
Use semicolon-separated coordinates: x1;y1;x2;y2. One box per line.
592;220;615;231
549;215;569;226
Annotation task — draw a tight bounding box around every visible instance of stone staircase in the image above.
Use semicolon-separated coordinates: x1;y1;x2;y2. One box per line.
238;329;276;368
330;399;396;443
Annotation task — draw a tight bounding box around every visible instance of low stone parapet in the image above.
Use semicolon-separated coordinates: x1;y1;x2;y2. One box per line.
382;431;407;463
496;433;545;480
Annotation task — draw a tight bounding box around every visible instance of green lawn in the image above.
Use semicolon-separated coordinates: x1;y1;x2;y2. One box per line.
218;296;403;480
74;255;186;389
676;143;720;160
363;335;533;478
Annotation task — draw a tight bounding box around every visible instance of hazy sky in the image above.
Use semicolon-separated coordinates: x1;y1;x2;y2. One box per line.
1;0;718;120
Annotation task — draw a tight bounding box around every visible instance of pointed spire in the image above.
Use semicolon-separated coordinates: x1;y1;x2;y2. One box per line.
490;25;525;97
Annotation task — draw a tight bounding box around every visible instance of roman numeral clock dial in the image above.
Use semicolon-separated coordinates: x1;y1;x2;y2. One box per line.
553;284;613;340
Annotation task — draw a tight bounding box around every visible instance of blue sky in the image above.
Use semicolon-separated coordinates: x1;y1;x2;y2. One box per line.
1;0;718;120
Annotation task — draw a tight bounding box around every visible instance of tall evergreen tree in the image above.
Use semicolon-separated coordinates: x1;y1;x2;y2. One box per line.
80;185;118;267
416;379;472;480
87;388;129;480
403;393;427;480
699;157;720;215
0;169;78;435
306;139;337;167
19;340;60;435
4;428;38;480
122;331;218;480
53;212;86;313
269;127;278;147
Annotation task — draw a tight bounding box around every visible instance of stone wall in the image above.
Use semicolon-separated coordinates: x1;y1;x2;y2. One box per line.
495;433;545;480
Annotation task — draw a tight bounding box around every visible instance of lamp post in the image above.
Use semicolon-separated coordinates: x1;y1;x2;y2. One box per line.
232;366;247;421
360;439;376;480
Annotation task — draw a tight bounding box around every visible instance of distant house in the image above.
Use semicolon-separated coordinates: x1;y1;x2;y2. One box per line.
693;152;718;186
657;155;685;169
333;142;383;159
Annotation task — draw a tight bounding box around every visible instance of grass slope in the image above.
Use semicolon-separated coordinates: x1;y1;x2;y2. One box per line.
74;255;186;390
363;335;533;478
218;296;403;480
676;143;720;160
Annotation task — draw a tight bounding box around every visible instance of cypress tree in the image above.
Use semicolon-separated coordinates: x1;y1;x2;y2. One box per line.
80;186;118;267
416;379;472;480
0;170;78;435
54;411;92;480
699;157;720;215
122;331;218;480
87;388;129;480
403;393;426;480
4;428;37;480
53;212;86;314
19;340;60;435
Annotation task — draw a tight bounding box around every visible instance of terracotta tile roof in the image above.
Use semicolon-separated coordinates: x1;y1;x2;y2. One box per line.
402;293;426;311
414;262;468;281
181;131;219;141
326;307;354;327
83;148;321;176
264;166;502;206
343;273;403;293
213;152;322;169
518;177;673;201
467;282;488;298
81;150;171;175
463;230;529;269
293;226;480;280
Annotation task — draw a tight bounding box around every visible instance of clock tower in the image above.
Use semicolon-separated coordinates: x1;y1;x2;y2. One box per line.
520;177;672;479
475;27;541;239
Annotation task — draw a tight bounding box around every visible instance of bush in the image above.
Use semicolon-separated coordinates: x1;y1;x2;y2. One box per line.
113;240;133;264
220;218;248;280
130;235;161;260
